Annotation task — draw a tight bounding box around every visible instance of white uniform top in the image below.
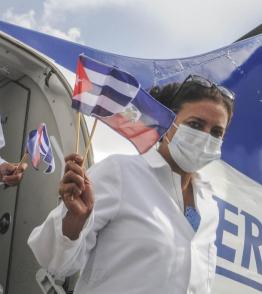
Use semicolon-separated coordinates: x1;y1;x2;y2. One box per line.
28;148;219;294
0;157;5;165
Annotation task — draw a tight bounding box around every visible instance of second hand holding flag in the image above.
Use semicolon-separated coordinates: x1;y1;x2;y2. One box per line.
72;54;176;154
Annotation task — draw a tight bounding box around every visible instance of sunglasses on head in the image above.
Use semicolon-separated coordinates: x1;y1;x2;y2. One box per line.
174;74;235;101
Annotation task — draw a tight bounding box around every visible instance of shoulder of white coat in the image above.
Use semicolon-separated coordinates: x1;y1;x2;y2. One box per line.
86;153;142;176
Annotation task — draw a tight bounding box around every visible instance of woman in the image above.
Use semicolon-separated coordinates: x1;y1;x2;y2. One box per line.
28;74;234;294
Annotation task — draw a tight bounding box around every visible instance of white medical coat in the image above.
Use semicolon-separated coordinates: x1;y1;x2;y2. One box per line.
0;157;5;165
28;149;219;294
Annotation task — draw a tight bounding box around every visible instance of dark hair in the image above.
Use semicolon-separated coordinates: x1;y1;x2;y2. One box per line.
150;81;234;125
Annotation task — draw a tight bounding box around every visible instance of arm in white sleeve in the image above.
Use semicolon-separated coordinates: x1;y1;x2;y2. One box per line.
28;156;122;279
0;156;6;165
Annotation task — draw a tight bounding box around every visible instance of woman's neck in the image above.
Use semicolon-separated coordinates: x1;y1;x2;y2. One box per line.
158;143;192;191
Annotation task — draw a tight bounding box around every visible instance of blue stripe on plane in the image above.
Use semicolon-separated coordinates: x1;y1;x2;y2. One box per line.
216;266;262;291
81;55;139;88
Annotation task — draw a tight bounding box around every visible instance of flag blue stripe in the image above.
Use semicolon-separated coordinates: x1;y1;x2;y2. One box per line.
41;124;55;173
45;165;52;173
72;100;113;117
133;89;175;126
42;125;50;146
99;85;133;106
132;89;175;138
26;124;55;173
92;105;115;117
87;83;134;106
40;144;46;154
29;129;37;140
81;55;139;88
27;130;38;157
26;129;40;169
44;149;52;163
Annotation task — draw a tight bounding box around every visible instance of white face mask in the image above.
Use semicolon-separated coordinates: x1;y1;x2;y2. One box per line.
167;124;223;172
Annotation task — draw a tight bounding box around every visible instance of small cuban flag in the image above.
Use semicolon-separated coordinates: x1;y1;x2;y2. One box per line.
72;54;176;154
26;123;55;174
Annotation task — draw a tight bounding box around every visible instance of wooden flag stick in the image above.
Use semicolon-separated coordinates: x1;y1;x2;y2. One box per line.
82;118;98;168
75;112;81;154
17;152;28;170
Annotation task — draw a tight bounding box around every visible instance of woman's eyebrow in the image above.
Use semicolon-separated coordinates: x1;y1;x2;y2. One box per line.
187;116;206;123
187;117;226;129
212;125;225;131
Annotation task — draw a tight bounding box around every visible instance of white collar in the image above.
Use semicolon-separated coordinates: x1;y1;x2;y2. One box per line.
142;148;168;169
142;148;213;199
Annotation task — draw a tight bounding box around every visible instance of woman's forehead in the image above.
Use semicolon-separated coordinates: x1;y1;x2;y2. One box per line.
177;100;228;126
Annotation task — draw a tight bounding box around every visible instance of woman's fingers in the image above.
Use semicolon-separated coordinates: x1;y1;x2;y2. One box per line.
16;162;28;173
3;173;23;186
60;182;83;199
81;176;94;207
64;154;83;166
0;162;16;176
63;170;85;191
59;154;94;217
64;160;84;178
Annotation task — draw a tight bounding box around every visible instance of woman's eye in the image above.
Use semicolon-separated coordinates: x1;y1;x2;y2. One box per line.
211;129;223;138
187;121;202;130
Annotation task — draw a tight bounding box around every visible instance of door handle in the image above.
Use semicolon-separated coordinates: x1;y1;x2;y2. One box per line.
0;213;11;234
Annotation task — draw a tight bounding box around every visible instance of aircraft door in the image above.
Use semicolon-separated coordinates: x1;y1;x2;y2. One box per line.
0;80;29;294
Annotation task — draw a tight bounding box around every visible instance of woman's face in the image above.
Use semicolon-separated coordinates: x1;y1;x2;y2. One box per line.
168;99;229;139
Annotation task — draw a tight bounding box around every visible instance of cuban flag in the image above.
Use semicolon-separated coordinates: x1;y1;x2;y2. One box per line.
72;54;176;153
26;123;55;174
72;54;139;117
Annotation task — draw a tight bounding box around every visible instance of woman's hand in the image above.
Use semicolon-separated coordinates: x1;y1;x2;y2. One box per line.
59;153;94;240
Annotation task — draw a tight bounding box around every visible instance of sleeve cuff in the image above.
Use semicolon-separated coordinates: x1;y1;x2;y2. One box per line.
54;204;95;248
